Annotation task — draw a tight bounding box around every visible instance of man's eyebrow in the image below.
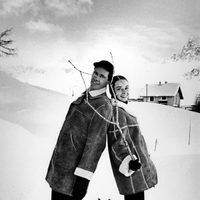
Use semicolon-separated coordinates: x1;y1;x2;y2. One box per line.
100;74;106;78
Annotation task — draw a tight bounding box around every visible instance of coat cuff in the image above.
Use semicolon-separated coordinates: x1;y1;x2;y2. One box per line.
74;167;93;180
119;155;137;177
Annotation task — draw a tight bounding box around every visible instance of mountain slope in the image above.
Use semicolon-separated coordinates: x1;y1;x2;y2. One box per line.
0;70;70;136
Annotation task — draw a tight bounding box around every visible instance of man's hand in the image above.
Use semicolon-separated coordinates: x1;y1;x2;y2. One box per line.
129;159;141;171
72;176;89;199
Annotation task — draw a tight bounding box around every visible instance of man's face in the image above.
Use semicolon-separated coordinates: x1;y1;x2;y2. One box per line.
90;67;109;90
114;79;129;102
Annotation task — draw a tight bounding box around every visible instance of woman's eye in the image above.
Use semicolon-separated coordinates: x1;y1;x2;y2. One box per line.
125;86;129;90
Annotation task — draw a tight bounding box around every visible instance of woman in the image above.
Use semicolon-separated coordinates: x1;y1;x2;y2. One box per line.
108;75;158;200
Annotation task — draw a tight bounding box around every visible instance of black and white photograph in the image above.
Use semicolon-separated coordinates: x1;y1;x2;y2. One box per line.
0;0;200;200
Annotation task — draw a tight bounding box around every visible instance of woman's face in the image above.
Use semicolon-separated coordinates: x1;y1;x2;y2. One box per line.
114;79;129;102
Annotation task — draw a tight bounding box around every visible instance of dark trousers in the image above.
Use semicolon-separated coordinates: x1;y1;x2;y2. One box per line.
51;190;83;200
124;191;145;200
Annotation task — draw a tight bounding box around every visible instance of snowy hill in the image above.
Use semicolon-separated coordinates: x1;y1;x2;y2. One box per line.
0;71;71;200
0;71;70;136
125;102;200;155
0;71;200;200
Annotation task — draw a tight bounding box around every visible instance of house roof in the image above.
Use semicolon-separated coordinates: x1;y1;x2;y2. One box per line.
140;82;184;99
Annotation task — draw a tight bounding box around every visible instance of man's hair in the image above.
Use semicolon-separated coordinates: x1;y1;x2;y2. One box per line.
93;60;114;82
109;75;128;98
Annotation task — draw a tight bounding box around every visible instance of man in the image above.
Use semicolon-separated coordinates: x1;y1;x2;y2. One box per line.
46;60;114;200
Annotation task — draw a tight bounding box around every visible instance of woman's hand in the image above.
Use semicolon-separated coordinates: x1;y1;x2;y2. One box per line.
129;159;141;171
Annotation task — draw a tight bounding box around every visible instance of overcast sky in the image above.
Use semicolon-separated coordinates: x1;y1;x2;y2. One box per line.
1;0;200;100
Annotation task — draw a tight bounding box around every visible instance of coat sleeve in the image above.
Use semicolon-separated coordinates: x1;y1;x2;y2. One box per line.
74;102;112;180
108;108;139;176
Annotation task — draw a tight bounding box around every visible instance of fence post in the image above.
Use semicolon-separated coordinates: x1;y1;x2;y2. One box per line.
154;138;158;152
188;118;191;145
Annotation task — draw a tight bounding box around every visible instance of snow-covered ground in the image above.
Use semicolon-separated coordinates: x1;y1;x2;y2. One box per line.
0;71;200;200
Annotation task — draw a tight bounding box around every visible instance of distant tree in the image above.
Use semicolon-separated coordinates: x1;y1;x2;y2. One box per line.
192;93;200;113
192;102;200;113
171;36;200;79
0;28;16;56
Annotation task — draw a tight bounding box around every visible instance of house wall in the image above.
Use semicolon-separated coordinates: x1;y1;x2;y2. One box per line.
173;92;181;107
158;96;173;105
167;97;175;106
142;95;181;107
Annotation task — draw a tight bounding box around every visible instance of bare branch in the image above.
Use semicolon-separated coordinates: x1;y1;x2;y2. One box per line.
0;49;12;55
84;100;116;125
170;36;200;79
116;122;139;160
0;28;16;56
68;60;91;75
183;67;200;79
68;60;90;100
110;52;114;64
0;28;13;38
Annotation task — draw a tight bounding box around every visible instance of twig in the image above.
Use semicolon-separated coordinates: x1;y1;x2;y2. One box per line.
0;28;16;56
110;52;114;64
68;60;91;75
68;60;90;100
85;100;116;125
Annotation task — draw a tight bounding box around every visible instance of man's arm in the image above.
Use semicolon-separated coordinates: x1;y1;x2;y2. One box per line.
74;101;112;180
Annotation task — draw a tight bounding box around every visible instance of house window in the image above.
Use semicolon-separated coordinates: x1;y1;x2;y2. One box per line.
161;96;167;100
150;97;154;101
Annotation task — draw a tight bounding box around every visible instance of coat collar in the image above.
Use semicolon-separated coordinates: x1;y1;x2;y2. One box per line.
111;98;129;112
88;87;107;97
111;98;128;107
73;87;107;105
111;98;137;118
